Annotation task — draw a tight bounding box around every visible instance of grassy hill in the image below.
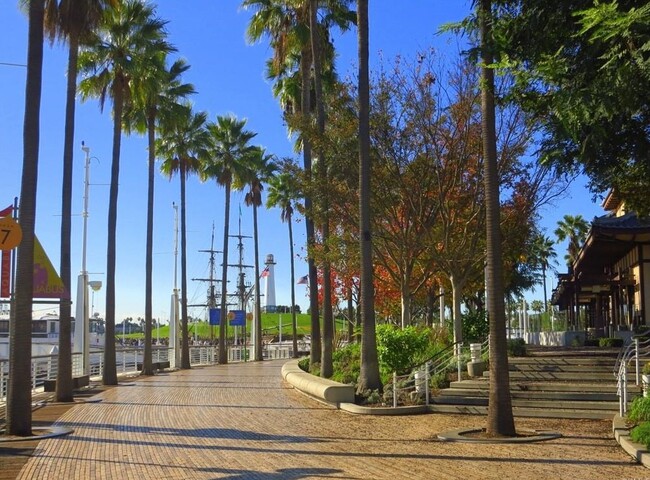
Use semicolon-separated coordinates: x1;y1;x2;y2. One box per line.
125;312;349;341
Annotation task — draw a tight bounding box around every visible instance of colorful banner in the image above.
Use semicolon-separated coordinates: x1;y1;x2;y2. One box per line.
33;236;68;299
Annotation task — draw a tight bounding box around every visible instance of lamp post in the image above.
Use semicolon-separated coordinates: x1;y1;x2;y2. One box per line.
74;142;92;374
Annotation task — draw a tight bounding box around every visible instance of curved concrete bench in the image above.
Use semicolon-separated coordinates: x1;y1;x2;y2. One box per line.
282;359;355;406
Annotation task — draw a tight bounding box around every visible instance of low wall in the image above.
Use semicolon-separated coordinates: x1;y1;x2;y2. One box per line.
523;330;634;347
281;359;355;406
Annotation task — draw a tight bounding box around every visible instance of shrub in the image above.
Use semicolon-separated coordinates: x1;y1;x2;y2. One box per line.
631;422;650;449
331;343;361;384
598;337;624;348
297;357;310;372
643;362;650;375
462;310;488;343
376;324;430;376
628;397;650;423
507;338;527;357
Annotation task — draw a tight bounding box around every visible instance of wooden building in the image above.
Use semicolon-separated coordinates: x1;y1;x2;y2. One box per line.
552;191;650;336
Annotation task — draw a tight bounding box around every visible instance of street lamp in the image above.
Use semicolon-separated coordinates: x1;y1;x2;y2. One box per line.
73;141;94;375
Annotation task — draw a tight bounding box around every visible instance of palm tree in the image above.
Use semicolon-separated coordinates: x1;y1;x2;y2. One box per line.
78;0;172;385
125;57;194;375
355;0;381;394
479;0;516;437
530;233;557;312
43;0;117;403
266;166;301;357
554;214;590;269
157;105;210;370
243;0;322;366
203;115;258;365
242;147;277;362
6;0;45;438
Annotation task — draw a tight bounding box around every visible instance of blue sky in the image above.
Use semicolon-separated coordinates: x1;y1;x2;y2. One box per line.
1;1;603;323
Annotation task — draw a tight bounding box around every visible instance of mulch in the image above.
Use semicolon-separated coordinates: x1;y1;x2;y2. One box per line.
0;385;112;480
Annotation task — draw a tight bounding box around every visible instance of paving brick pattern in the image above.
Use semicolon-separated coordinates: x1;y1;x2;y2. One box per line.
14;360;649;479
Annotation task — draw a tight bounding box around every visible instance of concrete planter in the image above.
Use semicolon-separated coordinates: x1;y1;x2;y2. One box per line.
467;360;486;378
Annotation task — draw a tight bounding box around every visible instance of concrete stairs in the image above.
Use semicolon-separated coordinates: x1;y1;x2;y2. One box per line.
429;348;636;419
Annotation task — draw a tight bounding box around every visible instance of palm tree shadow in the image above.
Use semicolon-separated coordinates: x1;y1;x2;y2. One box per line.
202;467;350;479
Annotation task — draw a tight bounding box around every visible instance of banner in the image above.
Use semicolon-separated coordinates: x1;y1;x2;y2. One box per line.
0;250;9;298
209;308;220;326
33;236;68;299
228;310;246;326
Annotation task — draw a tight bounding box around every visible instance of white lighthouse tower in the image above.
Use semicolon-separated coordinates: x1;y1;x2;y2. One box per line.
264;254;277;312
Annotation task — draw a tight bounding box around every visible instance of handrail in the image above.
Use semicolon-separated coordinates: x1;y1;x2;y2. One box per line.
615;335;650;415
406;341;460;373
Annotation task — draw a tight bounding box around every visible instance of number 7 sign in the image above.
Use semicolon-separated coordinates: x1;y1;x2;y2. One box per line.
0;216;22;251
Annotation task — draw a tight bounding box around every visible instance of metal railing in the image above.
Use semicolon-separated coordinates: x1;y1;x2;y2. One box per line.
615;332;650;416
388;341;478;408
0;343;295;404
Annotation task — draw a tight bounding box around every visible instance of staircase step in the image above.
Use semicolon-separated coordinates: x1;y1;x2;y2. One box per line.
439;387;619;402
427;404;615;420
450;379;620;393
487;371;623;381
509;364;614;373
509;357;617;367
432;395;619;411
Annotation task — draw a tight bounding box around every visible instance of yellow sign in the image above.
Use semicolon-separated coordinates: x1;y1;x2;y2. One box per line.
0;216;22;250
33;236;68;299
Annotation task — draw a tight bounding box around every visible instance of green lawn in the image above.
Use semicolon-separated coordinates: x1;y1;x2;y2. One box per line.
125;312;349;341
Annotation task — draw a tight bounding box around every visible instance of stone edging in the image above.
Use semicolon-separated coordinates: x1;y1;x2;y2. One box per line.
281;359;355;406
613;414;650;468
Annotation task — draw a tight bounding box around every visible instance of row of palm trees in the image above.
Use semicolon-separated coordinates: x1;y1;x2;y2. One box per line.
6;0;306;436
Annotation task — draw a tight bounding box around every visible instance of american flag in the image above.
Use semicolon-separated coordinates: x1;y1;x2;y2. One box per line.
260;267;269;278
297;275;308;285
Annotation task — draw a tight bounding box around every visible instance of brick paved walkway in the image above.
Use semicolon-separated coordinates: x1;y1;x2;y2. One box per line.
14;360;648;479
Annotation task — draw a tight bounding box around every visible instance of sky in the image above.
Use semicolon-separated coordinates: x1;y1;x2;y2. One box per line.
0;1;604;323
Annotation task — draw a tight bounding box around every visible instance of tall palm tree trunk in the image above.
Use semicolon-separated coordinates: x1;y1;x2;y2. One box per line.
180;165;191;369
300;49;320;366
7;0;45;436
480;0;515;437
219;183;232;364
253;203;263;361
356;0;381;393
309;0;333;378
288;216;298;357
57;32;79;402
142;112;156;375
103;82;125;386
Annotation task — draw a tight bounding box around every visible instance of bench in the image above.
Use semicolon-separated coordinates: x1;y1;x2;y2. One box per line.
43;374;90;392
152;361;170;371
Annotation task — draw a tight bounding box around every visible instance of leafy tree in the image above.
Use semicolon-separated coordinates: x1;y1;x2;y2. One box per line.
493;0;650;214
158;106;210;369
78;0;172;384
203;115;258;364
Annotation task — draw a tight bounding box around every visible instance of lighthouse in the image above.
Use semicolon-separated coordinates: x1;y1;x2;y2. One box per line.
264;254;277;313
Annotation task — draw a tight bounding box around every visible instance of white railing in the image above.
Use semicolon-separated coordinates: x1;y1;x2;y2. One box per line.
615;333;650;416
387;341;468;407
